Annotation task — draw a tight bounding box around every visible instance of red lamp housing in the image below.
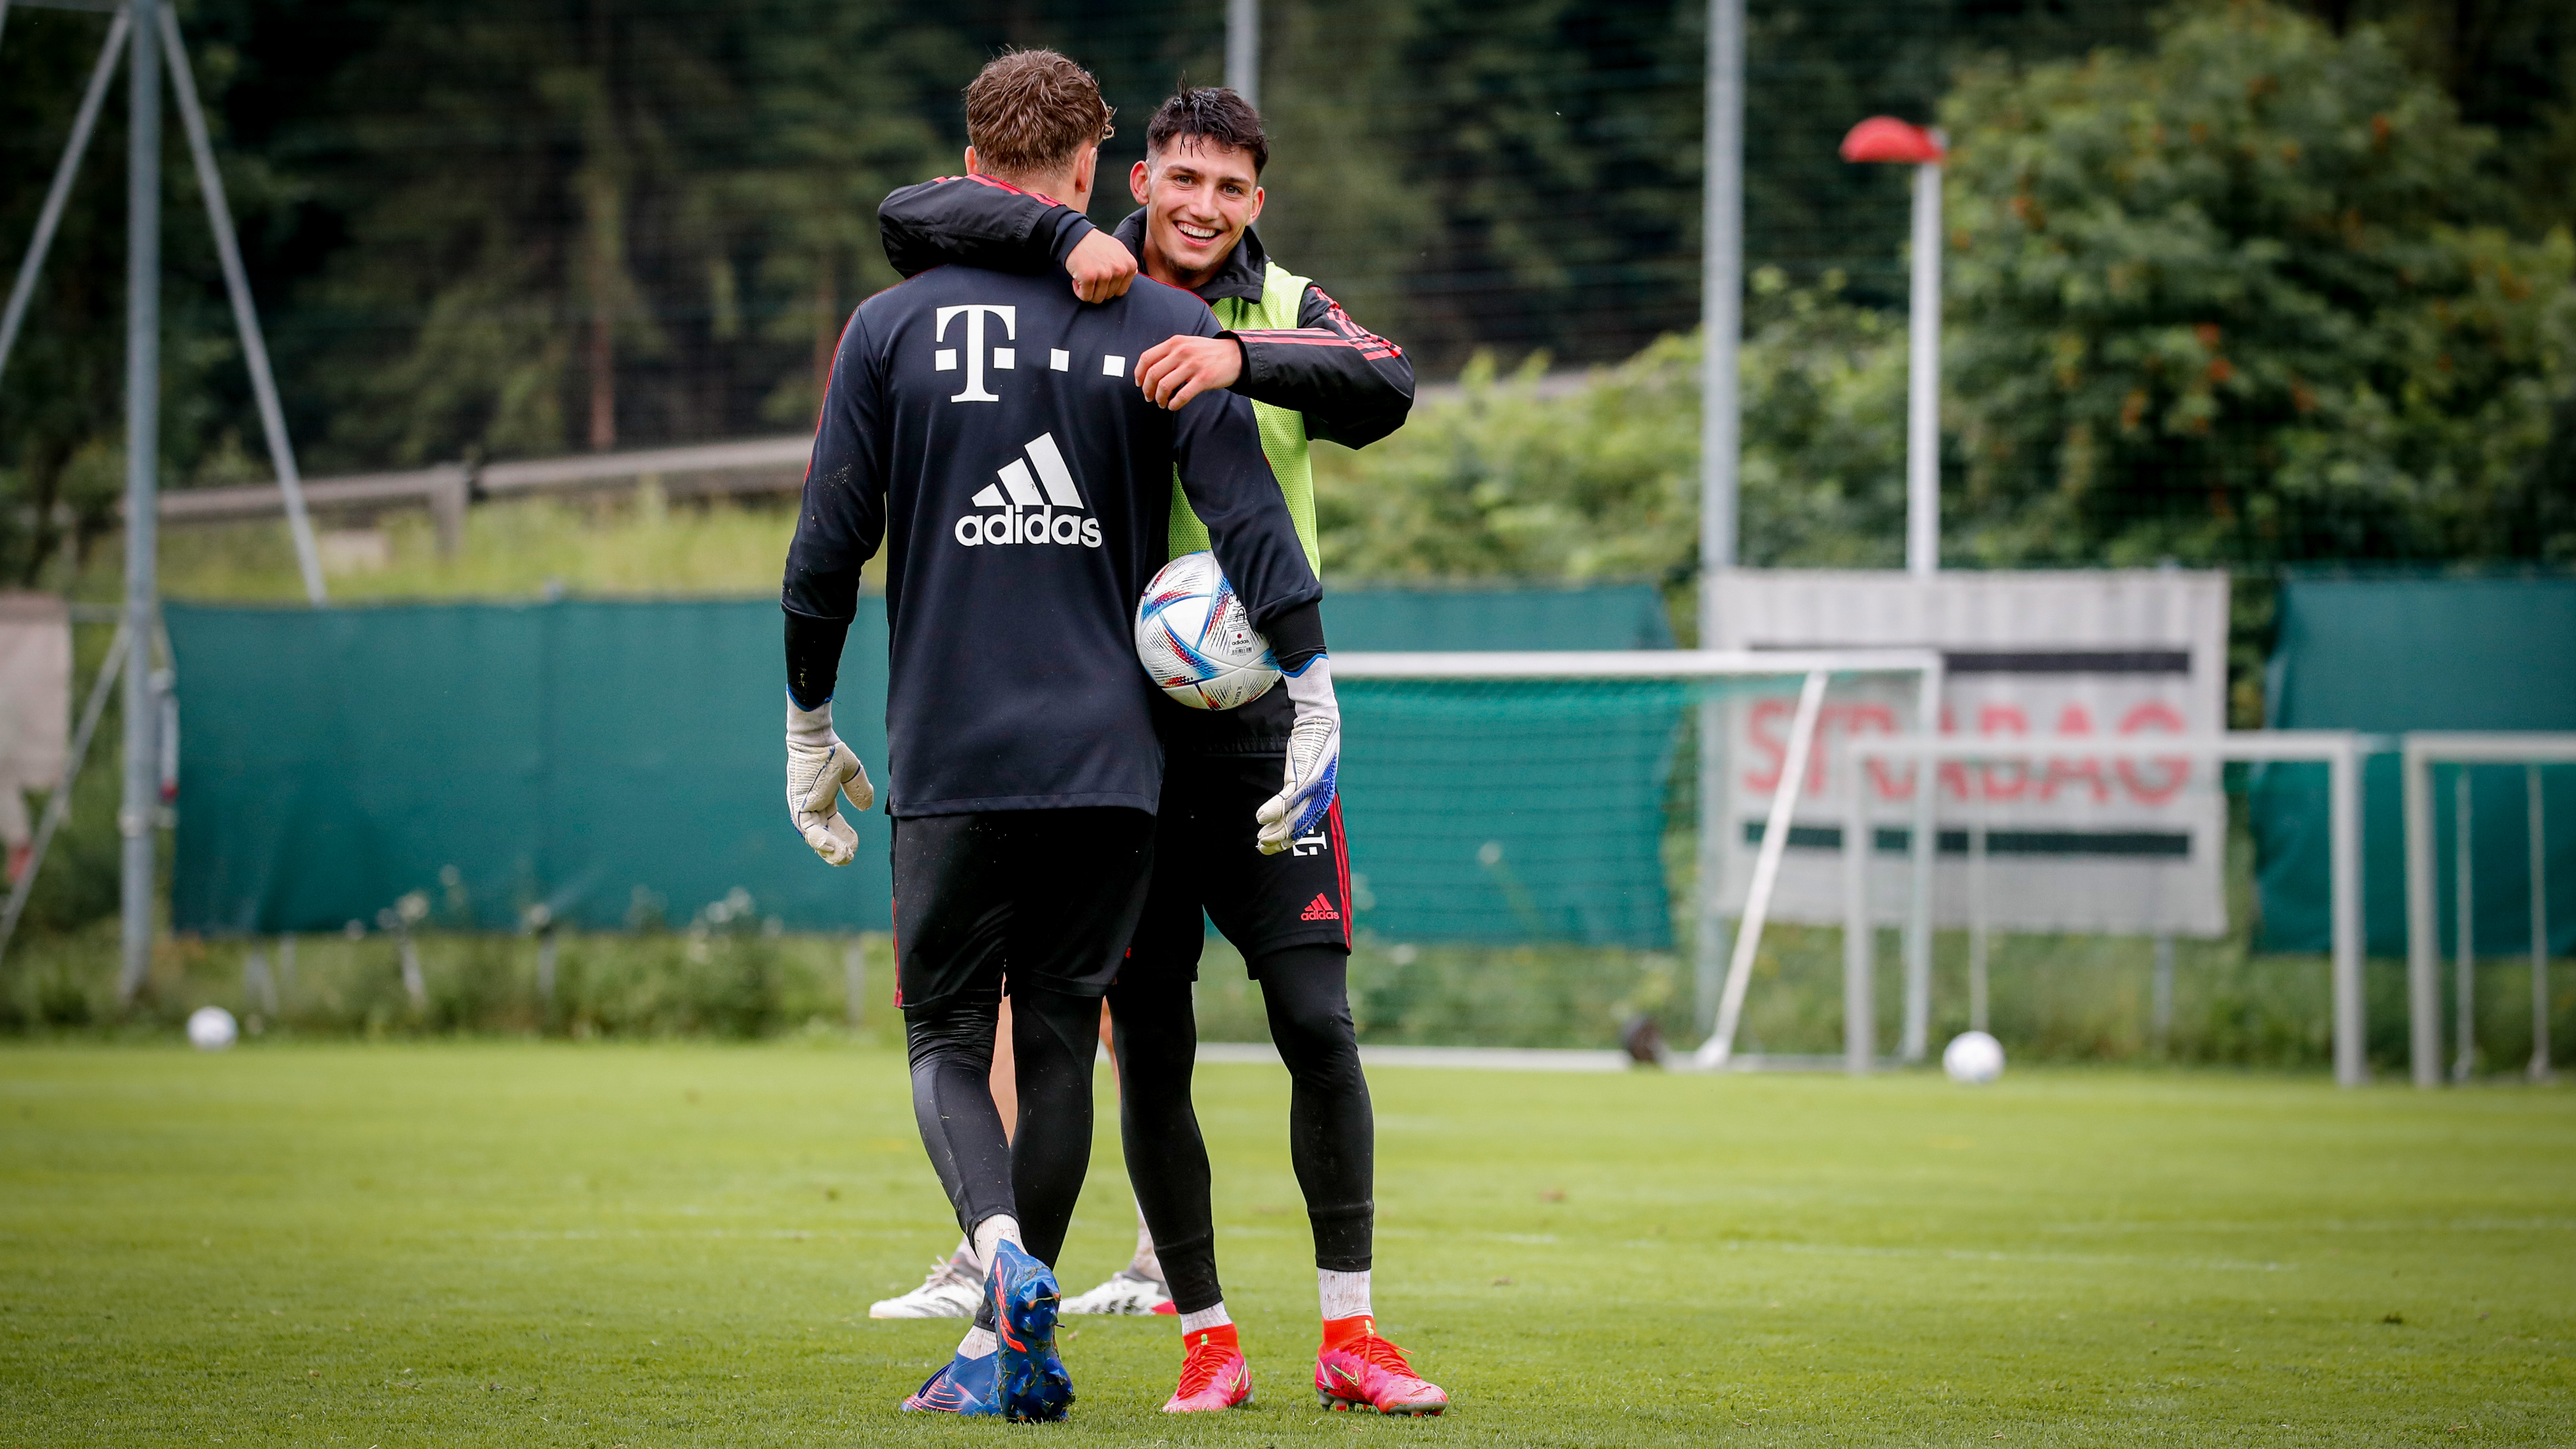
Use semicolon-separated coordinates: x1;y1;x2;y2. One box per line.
1839;116;1946;165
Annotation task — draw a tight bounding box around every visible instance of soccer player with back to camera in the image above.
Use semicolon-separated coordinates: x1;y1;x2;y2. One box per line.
868;87;1442;1415
776;50;1337;1420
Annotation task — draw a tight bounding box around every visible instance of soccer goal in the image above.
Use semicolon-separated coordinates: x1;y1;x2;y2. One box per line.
1325;647;1944;1066
1324;649;2375;1082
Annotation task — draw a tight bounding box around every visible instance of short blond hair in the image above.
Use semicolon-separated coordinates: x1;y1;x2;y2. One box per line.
964;49;1115;178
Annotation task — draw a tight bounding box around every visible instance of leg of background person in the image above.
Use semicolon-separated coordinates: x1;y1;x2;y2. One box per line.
1106;971;1220;1314
1005;981;1110;1268
903;978;1018;1348
1099;1002;1166;1280
1254;945;1374;1305
992;994;1018;1133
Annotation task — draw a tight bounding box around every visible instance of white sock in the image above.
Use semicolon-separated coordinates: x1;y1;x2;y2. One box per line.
1319;1268;1372;1322
1129;1200;1164;1281
954;1325;998;1359
970;1214;1022;1276
1179;1302;1232;1335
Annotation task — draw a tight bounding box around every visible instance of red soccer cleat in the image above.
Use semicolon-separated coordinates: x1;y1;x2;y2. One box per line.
1314;1317;1447;1416
1161;1325;1253;1412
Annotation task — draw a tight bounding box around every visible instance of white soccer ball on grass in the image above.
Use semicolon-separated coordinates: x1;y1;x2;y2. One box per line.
1942;1030;2004;1084
1134;552;1279;710
187;1006;239;1051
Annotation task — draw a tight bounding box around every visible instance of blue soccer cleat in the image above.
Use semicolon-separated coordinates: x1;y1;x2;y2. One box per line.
987;1241;1073;1421
899;1348;1001;1415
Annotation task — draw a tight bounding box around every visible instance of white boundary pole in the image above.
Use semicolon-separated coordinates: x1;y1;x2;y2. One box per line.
2454;772;2475;1081
2330;734;2364;1087
2531;766;2552;1083
1855;731;2366;1085
2403;733;2576;1087
1841;748;1873;1073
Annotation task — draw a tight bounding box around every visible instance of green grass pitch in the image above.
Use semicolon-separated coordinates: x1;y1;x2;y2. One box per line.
2;1043;2570;1445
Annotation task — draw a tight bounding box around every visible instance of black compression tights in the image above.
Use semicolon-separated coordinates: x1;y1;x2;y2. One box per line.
1109;944;1374;1315
906;980;1105;1300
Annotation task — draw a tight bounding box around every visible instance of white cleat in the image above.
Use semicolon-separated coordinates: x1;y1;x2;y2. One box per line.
868;1254;985;1320
1060;1267;1176;1316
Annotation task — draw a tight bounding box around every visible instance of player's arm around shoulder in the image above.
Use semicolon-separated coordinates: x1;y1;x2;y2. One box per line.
878;174;1135;302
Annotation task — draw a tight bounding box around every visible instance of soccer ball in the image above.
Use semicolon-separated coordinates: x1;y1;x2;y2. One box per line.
1942;1030;2004;1085
1134;552;1279;710
187;1006;239;1051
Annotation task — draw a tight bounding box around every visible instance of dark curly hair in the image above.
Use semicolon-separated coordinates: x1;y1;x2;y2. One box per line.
1144;86;1268;175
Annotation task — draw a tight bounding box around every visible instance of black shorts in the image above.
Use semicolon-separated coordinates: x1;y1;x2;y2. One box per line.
891;807;1156;1013
1125;750;1353;984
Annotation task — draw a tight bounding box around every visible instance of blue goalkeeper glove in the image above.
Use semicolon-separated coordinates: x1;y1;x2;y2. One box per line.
786;697;873;867
1256;656;1340;855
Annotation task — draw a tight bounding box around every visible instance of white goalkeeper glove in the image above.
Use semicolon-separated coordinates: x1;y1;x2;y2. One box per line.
1256;656;1341;855
786;696;873;867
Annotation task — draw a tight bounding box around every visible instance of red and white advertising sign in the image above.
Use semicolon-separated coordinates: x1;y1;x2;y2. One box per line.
1709;570;2231;937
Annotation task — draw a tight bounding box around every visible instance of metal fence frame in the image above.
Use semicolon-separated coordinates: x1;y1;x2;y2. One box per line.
2402;733;2576;1087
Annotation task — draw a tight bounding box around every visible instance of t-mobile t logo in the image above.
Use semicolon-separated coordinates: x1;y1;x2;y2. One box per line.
931;304;1016;403
956;433;1101;549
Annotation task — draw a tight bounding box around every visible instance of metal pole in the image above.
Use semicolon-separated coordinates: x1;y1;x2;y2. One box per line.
1694;0;1745;1038
2404;740;2440;1086
2151;934;2174;1054
1905;155;1943;576
1968;794;1989;1033
1842;751;1873;1074
116;0;161;1007
1901;657;1939;1061
1695;700;1727;1035
2531;765;2552;1083
1700;0;1743;582
1225;0;1258;108
2331;738;2366;1087
1695;671;1828;1070
0;6;131;386
158;5;324;604
2455;770;2475;1082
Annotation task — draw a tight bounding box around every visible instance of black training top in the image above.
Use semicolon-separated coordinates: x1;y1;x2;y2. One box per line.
781;264;1322;818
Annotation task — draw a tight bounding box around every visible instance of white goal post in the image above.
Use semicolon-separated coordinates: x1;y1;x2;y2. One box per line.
1330;648;1947;1069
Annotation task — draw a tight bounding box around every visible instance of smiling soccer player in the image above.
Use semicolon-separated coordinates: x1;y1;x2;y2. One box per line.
872;87;1443;1417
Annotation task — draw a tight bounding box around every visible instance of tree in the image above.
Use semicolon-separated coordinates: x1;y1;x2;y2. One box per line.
1940;0;2574;566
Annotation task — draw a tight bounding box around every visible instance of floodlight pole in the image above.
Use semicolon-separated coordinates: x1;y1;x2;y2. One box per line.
1226;0;1258;108
1693;0;1744;1037
117;0;160;1005
1904;150;1943;577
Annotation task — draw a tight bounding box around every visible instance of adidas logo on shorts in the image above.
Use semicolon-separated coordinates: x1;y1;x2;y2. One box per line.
1300;894;1342;921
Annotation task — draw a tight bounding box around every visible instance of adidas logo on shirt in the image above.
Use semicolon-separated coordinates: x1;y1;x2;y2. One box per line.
954;433;1102;549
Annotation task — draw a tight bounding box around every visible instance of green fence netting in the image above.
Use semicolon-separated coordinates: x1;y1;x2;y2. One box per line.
168;585;1685;946
2252;577;2576;957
